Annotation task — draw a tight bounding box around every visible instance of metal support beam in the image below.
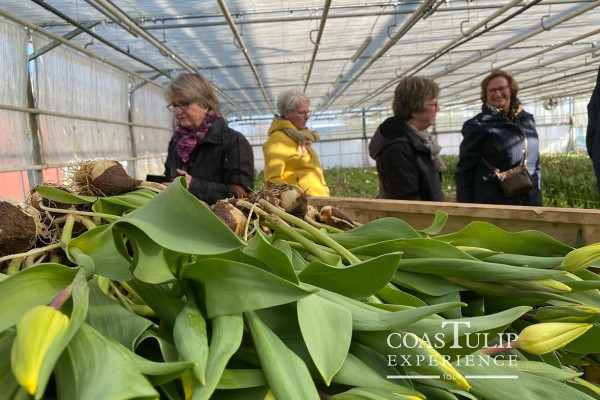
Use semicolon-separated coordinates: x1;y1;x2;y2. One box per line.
29;21;99;61
216;0;274;115
92;0;249;115
304;0;332;93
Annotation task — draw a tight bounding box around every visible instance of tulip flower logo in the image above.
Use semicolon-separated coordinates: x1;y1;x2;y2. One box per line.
10;305;69;395
516;322;592;355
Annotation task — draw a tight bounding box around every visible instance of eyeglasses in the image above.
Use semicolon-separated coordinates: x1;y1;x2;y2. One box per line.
291;110;311;117
427;102;439;109
166;101;191;112
487;85;509;94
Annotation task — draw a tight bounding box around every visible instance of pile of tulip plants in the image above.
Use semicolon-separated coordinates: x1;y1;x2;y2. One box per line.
2;168;600;399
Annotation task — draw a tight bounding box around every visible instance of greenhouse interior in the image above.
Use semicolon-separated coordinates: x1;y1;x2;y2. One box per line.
3;1;600;400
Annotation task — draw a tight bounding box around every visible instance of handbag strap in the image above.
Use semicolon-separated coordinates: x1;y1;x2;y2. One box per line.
482;120;528;173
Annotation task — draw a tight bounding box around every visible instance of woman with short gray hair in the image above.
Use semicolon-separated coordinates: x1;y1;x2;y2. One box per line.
369;76;445;201
262;89;330;196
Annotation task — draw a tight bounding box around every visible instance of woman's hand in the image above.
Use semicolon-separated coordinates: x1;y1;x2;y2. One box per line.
232;184;248;198
176;169;192;186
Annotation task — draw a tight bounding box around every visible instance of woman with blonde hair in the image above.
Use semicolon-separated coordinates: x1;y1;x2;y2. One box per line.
456;69;542;205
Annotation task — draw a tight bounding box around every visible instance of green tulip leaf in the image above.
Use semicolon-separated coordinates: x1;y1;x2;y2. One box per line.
115;178;243;255
245;310;320;400
0;263;78;333
328;217;421;249
86;279;152;350
419;210;449;236
191;314;244;400
392;270;464;297
125;279;185;330
434;222;572;256
297;294;352;385
216;369;267;389
68;224;132;281
33;185;97;204
0;329;21;398
181;258;315;318
351;238;477;260
92;189;156;215
243;226;298;283
376;285;427;307
299;253;401;299
173;301;208;384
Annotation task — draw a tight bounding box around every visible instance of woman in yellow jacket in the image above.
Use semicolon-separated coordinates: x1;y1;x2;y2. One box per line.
262;89;330;196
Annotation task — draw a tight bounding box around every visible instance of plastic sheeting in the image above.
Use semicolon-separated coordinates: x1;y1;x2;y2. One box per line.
0;19;30;169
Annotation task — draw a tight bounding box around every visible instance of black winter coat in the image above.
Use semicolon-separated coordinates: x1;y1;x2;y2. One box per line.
368;117;444;201
455;103;542;206
587;66;600;197
164;117;254;205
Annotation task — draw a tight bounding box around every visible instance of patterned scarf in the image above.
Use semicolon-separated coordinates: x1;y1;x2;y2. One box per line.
404;120;447;172
172;112;222;163
282;127;320;156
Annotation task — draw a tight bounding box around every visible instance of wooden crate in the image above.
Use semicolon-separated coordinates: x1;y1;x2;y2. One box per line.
308;197;600;247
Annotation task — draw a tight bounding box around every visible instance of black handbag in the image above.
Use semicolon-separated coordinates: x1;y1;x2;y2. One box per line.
481;134;534;198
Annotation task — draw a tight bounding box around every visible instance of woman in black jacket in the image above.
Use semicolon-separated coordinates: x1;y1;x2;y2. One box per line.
456;69;542;206
369;76;445;201
163;73;254;205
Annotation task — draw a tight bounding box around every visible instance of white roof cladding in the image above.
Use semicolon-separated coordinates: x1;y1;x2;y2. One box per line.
3;0;600;117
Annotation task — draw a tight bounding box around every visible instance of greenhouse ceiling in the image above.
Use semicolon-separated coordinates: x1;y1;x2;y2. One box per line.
2;0;600;118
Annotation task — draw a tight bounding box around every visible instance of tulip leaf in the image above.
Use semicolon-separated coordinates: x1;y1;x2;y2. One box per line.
351;238;477;260
454;357;594;400
392;270;464;297
315;288;463;331
245;310;320;400
376;285;427;307
216;369;267;389
55;324;192;399
329;386;420;399
243;227;299;284
86;279;152;349
0;263;78;333
563;325;600;354
115;178;243;255
37;268;90;399
332;352;424;397
502;360;582;381
68;224;132;281
55;324;159;399
297;294;352;385
33;185;97;204
125;279;184;330
419;210;449;236
117;223;176;284
329;217;421;248
481;253;563;269
92;189;156;215
0;329;21;398
173;301;208;384
434;222;572;256
191;314;244;400
396;258;565;282
181;258;315;318
299;253;401;299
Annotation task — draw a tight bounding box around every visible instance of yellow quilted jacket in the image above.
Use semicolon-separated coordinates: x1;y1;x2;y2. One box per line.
262;117;330;196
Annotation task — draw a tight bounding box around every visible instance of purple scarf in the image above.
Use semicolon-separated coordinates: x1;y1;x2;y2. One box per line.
172;112;222;162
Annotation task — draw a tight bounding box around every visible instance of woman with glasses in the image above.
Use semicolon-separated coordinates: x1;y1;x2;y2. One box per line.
163;73;254;204
456;69;542;206
262;89;330;196
368;76;445;201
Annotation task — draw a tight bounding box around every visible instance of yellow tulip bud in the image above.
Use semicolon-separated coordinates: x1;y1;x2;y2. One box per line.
408;333;471;390
516;322;592;355
11;305;69;395
560;243;600;272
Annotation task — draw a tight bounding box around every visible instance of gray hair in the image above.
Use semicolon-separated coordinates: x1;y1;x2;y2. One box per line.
392;76;440;120
164;73;221;113
276;89;310;116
